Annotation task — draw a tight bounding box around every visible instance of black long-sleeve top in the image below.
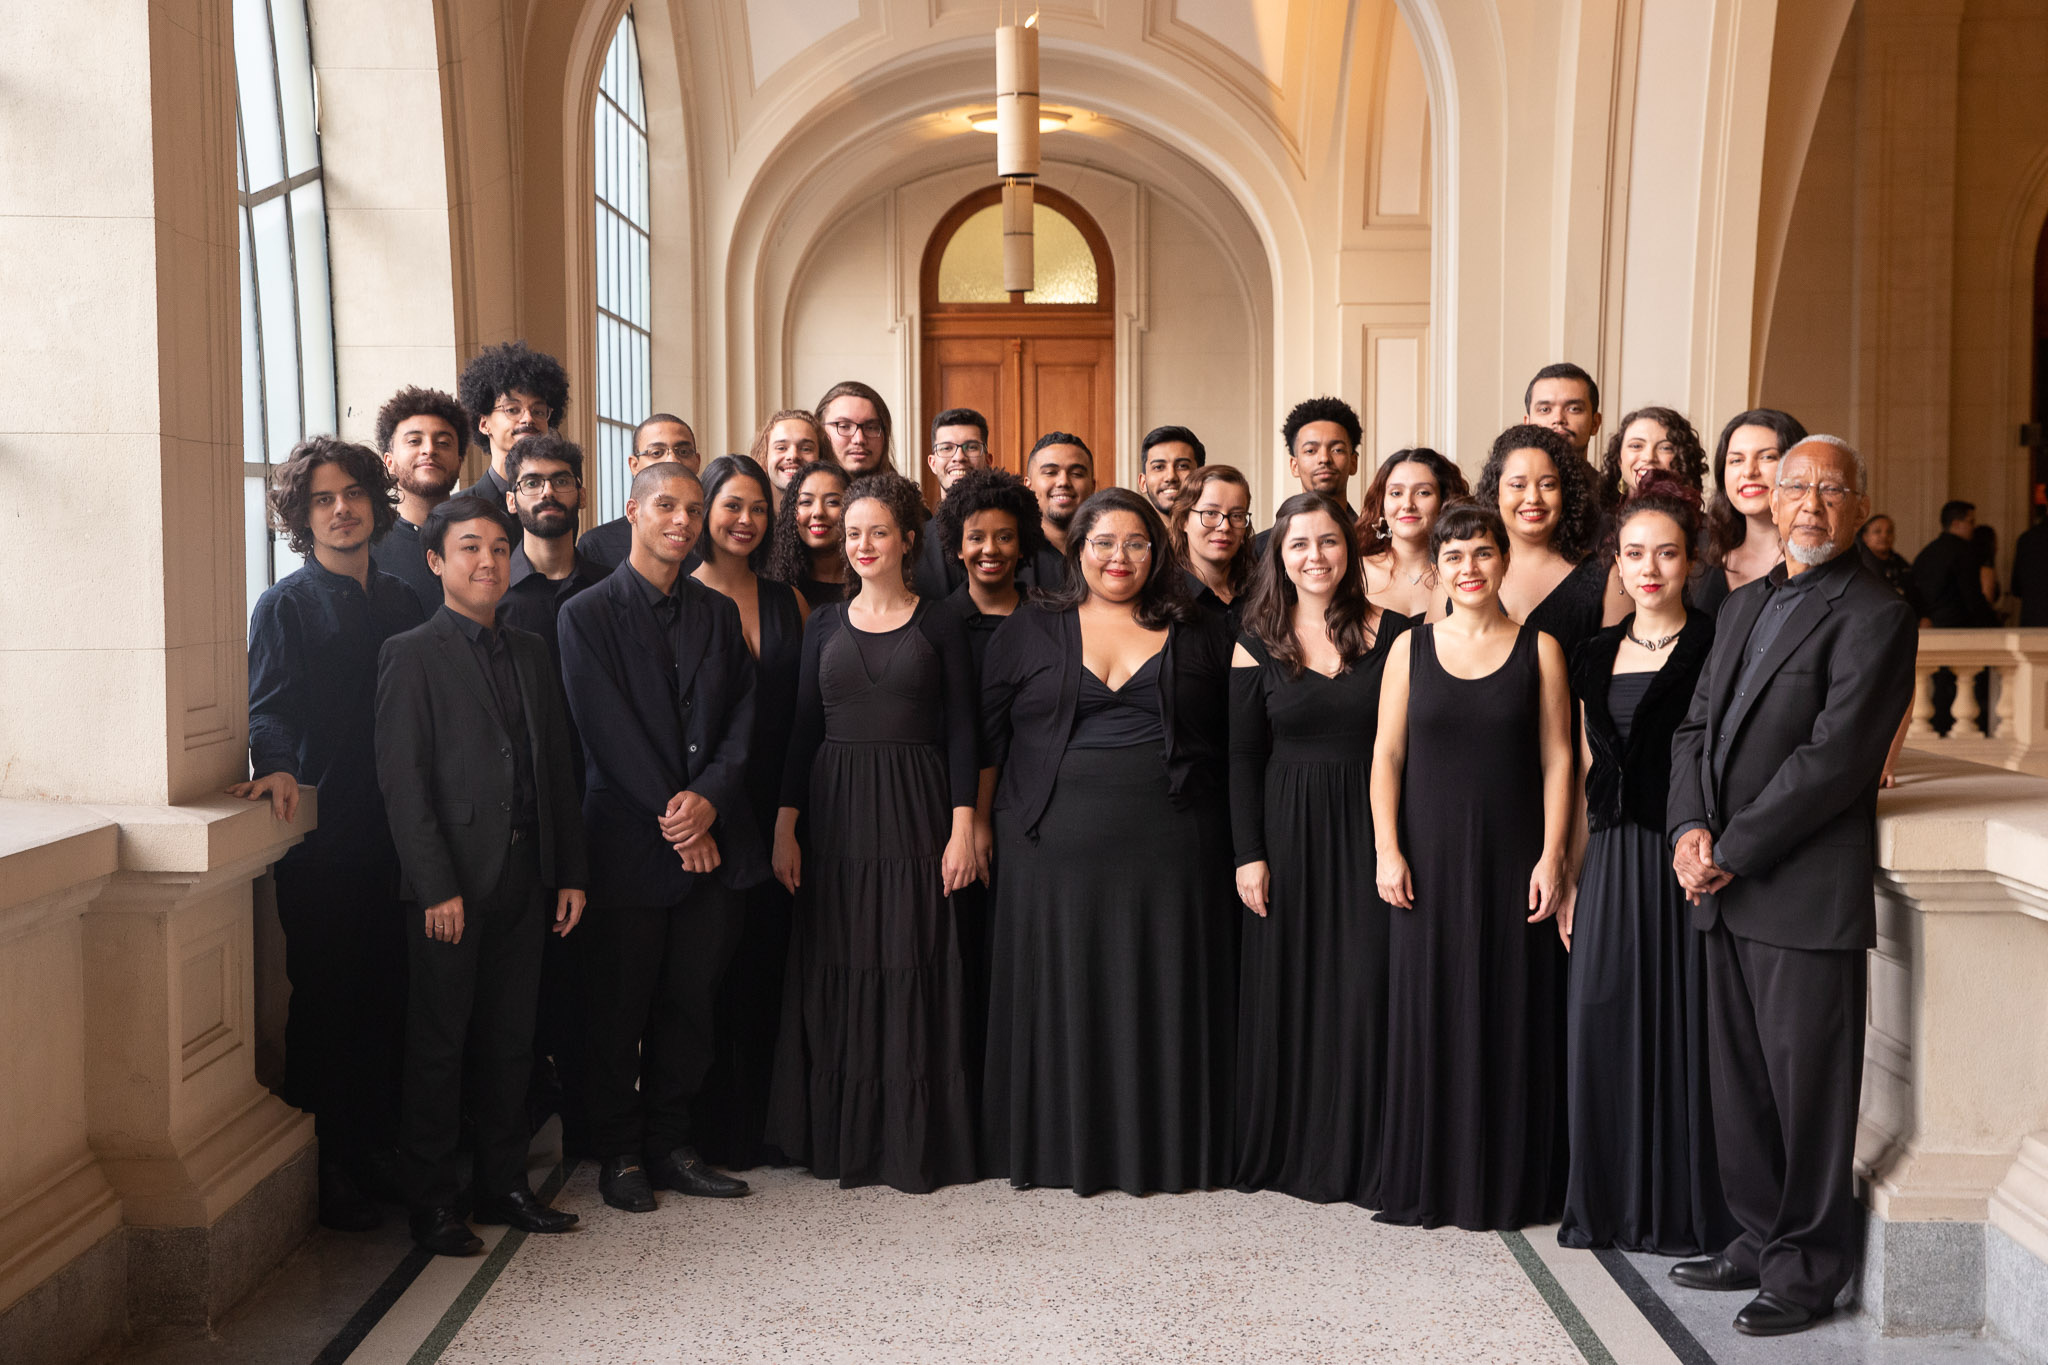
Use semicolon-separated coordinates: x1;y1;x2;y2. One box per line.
778;600;981;811
247;556;426;865
980;602;1229;839
1571;609;1714;835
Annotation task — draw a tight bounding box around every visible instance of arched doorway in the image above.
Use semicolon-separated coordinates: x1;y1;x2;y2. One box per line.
919;186;1115;501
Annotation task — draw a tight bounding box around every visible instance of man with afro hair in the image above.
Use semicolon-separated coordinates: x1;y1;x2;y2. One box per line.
1251;396;1362;557
458;340;571;527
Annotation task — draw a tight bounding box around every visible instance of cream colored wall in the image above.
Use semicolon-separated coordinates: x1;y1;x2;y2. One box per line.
1139;192;1264;489
787;200;900;438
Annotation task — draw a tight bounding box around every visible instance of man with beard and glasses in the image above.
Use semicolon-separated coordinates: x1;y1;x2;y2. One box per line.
458;340;571;534
577;413;701;572
372;386;470;608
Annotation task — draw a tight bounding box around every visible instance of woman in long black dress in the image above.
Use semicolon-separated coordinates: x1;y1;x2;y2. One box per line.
765;461;851;610
1559;474;1734;1254
767;472;982;1192
1476;424;1606;663
981;488;1235;1196
1231;493;1411;1205
689;455;808;1167
1372;502;1575;1230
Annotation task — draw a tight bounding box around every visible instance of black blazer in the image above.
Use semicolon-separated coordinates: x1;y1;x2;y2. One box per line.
980;602;1228;838
375;610;588;907
1668;551;1917;951
557;561;765;906
1572;609;1714;835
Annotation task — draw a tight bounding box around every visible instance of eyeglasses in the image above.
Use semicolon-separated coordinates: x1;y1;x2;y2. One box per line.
932;440;986;459
1774;480;1854;507
493;401;552;422
1084;536;1153;559
516;472;581;494
1192;509;1251;529
827;419;886;439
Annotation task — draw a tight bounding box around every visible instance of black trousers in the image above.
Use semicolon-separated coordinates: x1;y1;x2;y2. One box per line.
399;836;546;1210
581;880;747;1159
1701;921;1867;1312
274;858;406;1170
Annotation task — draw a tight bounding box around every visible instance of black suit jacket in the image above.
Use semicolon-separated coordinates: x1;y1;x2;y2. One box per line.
375;610;588;907
557;561;766;906
1668;551;1916;951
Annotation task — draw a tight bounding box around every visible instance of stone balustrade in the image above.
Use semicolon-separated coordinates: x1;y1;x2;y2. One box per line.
1904;628;2048;776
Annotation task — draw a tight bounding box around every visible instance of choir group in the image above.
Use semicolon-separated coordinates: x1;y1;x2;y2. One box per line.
233;346;1916;1340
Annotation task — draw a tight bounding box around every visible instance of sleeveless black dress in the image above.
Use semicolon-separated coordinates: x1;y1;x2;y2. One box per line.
766;602;980;1191
1377;624;1566;1230
1230;615;1412;1205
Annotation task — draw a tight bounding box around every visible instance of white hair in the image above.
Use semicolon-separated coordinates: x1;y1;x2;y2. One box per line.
1781;434;1868;495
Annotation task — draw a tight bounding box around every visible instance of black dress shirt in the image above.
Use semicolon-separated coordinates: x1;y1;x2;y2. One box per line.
915;515;965;601
1912;531;1997;627
2014;523;2048;628
248;556;426;864
1714;562;1823;784
467;465;523;539
446;608;539;828
371;515;444;609
499;544;608;667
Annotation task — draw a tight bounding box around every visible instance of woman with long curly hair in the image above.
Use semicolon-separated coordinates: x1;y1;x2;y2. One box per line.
765;461;851;609
1475;424;1606;663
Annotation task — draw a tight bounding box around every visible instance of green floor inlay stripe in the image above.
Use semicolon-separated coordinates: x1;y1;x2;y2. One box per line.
1501;1230;1617;1365
407;1160;574;1365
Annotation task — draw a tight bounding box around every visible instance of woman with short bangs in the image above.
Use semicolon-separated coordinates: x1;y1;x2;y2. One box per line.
1356;447;1468;621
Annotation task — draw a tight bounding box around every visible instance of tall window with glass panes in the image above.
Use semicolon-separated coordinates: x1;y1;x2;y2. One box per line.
594;9;653;523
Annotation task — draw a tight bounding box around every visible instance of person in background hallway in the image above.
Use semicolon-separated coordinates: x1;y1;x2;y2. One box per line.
1914;501;1998;627
1857;515;1931;623
1252;398;1360;557
559;462;766;1213
372;385;468;609
1357;447;1468;621
752;409;824;513
767;462;852;609
232;437;425;1232
1558;472;1734;1256
1231;493;1412;1206
458;340;570;533
1166;465;1255;627
1696;409;1806;617
981;489;1235;1196
375;494;588;1256
1139;424;1206;517
2012;515;2048;627
816;380;896;476
1594;407;1708;625
689;455;810;1168
915;406;992;599
769;472;982;1192
1667;437;1916;1337
1024;432;1097;586
576;414;699;571
1372;502;1574;1230
1477;424;1606;663
1523;361;1603;462
1973;523;2002;614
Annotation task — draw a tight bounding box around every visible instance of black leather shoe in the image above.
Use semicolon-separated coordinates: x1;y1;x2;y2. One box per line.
648;1146;750;1198
1669;1254;1761;1292
1734;1291;1825;1336
599;1156;657;1213
409;1206;483;1257
319;1162;381;1232
472;1186;579;1234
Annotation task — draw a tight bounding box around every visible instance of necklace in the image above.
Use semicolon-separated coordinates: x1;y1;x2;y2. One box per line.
1627;624;1681;651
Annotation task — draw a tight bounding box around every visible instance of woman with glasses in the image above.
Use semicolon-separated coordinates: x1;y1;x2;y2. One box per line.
1231;493;1412;1206
766;462;852;609
1357;447;1468;621
814;380;895;477
981;488;1235;1196
1165;465;1256;625
768;472;982;1192
750;410;825;512
1696;408;1806;617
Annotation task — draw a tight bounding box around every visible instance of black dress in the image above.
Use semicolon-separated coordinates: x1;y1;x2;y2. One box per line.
795;575;846;611
1560;615;1736;1254
981;606;1235;1195
1377;624;1565;1230
765;601;980;1191
696;578;806;1167
1231;614;1412;1204
1525;555;1607;663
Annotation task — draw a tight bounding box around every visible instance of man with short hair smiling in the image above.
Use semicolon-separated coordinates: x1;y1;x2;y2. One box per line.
372;385;470;608
376;493;588;1256
1138;424;1206;516
1252;398;1360;556
1025;430;1096;554
457;340;571;525
914;406;991;598
1522;361;1603;461
576;413;701;572
559;462;766;1214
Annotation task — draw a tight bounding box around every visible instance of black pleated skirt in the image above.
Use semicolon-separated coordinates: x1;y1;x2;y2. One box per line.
982;745;1237;1196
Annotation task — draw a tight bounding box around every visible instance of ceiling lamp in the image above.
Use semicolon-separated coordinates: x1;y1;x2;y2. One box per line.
969;110;1069;134
995;8;1040;293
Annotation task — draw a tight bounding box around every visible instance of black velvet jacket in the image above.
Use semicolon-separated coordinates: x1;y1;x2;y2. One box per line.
1571;608;1714;836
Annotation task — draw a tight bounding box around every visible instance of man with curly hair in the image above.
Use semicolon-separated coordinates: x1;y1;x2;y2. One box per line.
229;436;426;1234
372;385;470;609
458;340;571;526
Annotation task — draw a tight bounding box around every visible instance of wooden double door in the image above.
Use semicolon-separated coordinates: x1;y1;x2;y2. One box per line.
920;314;1115;501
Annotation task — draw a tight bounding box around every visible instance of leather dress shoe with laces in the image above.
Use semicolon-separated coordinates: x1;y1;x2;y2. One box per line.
409;1206;483;1257
599;1156;657;1213
472;1186;579;1234
1734;1291;1825;1336
1668;1255;1760;1292
319;1162;381;1232
649;1147;750;1198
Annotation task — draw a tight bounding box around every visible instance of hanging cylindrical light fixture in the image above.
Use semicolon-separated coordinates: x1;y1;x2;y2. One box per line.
1002;177;1035;294
994;16;1040;179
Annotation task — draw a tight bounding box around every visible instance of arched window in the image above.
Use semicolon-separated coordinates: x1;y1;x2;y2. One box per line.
234;0;336;610
593;9;652;523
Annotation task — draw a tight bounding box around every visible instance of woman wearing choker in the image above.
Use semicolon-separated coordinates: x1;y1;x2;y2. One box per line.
1694;408;1806;617
766;462;851;610
1165;465;1255;626
1231;493;1411;1206
1559;472;1734;1256
688;455;808;1168
749;410;824;513
1476;424;1607;664
1357;447;1468;621
980;489;1235;1196
1592;408;1708;625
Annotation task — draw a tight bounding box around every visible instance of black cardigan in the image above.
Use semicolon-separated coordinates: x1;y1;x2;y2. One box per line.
980;602;1228;838
1571;608;1715;835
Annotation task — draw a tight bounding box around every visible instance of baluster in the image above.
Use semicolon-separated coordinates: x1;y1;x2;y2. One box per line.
1992;663;2015;741
1954;665;1982;737
1908;665;1937;740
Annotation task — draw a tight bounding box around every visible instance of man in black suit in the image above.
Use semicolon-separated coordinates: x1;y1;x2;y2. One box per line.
375;494;589;1256
558;462;767;1212
1667;436;1917;1336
